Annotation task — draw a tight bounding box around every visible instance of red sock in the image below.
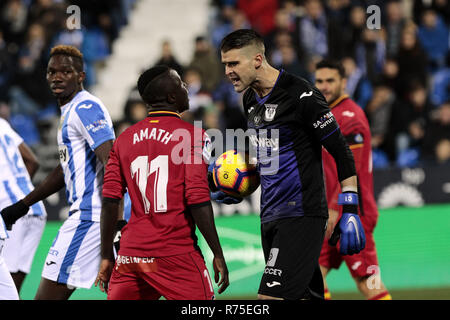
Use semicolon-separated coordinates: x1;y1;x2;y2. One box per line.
369;291;392;300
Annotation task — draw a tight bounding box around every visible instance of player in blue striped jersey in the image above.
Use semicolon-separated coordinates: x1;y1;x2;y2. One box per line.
0;116;47;294
1;45;115;299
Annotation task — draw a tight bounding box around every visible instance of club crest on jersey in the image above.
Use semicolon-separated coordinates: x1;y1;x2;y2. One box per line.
264;104;278;122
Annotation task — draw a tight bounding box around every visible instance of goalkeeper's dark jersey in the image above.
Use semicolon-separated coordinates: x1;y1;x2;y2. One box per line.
243;70;352;224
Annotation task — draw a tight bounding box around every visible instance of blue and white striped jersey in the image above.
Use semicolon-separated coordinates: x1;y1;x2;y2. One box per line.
0;118;46;219
57;90;115;222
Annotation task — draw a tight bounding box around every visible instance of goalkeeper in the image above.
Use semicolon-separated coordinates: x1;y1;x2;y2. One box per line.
212;29;366;300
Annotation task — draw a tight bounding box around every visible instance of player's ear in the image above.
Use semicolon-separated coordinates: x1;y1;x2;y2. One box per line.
254;53;263;69
167;92;176;104
341;77;347;92
78;71;86;84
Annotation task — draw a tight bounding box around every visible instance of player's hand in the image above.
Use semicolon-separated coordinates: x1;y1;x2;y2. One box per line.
95;259;114;293
213;256;229;294
333;213;366;255
210;190;243;204
0;200;30;230
325;209;339;240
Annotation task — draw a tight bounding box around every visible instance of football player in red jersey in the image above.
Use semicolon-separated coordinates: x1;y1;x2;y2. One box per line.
315;60;391;300
95;66;229;299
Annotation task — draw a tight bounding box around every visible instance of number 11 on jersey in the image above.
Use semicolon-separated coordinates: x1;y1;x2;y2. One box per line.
130;155;168;214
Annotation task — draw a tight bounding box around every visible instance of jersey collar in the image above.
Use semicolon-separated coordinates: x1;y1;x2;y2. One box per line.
254;69;284;105
328;94;349;109
147;110;181;118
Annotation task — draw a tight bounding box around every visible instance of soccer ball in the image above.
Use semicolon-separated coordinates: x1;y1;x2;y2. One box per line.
212;150;260;197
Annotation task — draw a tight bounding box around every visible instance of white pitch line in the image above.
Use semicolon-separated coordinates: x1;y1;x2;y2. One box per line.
217;227;261;244
229;263;264;282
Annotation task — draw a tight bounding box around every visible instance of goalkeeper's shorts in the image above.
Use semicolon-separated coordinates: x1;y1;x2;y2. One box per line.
258;216;327;300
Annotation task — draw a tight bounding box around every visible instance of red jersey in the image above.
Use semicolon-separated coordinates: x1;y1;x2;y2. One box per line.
102;110;211;257
322;95;378;221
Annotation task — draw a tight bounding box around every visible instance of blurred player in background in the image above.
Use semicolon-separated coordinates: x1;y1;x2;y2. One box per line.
0;116;47;295
0;45;115;299
218;29;365;300
315;59;391;300
95;65;229;300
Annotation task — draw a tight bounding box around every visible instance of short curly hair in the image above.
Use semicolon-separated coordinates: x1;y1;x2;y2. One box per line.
49;45;84;72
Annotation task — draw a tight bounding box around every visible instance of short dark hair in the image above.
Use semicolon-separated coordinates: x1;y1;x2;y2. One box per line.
49;45;84;72
220;29;265;53
137;65;171;104
315;59;346;78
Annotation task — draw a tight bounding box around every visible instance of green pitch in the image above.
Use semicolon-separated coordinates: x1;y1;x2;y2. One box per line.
17;204;450;300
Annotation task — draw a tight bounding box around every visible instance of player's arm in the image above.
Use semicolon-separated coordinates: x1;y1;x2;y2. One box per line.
94;139;114;166
18;142;39;179
1;164;65;229
95;143;125;293
301;88;365;255
324;127;367;239
96;197;120;293
186;132;229;294
189;202;229;294
322;131;365;255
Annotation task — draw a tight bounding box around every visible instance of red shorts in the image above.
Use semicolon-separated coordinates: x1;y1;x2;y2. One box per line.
319;214;379;278
107;250;215;300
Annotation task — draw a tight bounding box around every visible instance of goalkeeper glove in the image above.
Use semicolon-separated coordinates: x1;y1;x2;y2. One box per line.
1;200;30;230
210;190;243;204
328;192;366;255
208;162;243;205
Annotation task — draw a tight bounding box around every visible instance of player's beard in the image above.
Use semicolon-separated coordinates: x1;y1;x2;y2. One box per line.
324;87;342;105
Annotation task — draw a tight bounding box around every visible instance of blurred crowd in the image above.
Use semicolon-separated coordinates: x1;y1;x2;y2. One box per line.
0;0;449;170
0;0;135;146
122;0;450;168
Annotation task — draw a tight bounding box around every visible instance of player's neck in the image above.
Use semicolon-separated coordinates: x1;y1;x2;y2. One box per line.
252;65;280;98
148;104;179;114
58;87;83;107
329;93;349;109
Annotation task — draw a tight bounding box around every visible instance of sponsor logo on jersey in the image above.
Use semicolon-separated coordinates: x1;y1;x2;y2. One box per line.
249;135;279;151
264;104;278;122
313;111;334;129
58;145;68;163
116;255;158;273
85;119;108;133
